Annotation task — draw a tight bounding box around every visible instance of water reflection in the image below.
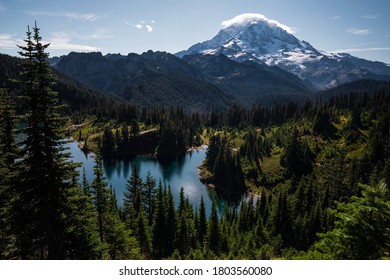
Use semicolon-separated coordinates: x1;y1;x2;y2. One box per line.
66;142;256;216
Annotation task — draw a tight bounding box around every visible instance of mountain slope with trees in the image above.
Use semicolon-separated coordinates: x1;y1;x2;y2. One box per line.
0;53;139;122
53;51;233;112
182;53;311;106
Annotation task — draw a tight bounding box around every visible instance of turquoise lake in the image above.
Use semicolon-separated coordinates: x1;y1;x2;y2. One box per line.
66;141;236;214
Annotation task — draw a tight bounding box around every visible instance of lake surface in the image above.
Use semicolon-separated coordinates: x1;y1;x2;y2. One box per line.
66;141;228;214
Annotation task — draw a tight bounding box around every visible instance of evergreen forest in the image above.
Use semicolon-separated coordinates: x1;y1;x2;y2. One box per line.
0;24;390;260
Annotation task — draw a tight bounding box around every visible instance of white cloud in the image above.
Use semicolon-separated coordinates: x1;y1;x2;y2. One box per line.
221;13;296;34
0;31;100;54
332;15;341;20
0;33;21;48
347;28;372;36
352;42;379;47
26;11;103;22
71;29;112;40
362;14;380;19
132;20;155;32
331;47;390;53
145;25;153;32
66;13;102;22
46;32;100;52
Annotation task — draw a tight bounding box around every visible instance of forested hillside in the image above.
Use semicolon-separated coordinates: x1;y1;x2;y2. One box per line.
53;51;234;111
0;53;139;122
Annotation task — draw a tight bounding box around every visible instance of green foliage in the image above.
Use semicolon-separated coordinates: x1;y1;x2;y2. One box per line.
203;135;246;194
280;128;314;178
308;183;390;259
207;199;221;254
156;120;187;158
312;108;336;138
91;157;141;259
0;86;17;259
100;126;116;157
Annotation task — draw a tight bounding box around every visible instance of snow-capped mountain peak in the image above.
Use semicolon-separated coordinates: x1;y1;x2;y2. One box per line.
177;13;321;77
177;13;390;89
220;13;295;34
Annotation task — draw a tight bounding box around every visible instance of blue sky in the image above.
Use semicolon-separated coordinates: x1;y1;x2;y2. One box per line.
0;0;389;63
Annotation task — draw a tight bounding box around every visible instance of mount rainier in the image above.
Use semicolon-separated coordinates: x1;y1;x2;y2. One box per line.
177;13;390;89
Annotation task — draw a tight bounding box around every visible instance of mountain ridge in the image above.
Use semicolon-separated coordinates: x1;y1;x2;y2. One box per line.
182;53;312;106
51;50;314;108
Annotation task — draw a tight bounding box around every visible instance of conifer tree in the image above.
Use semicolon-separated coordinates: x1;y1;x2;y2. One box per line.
207;199;221;254
144;171;156;225
176;188;196;257
135;208;152;258
310;184;390;259
91;157;109;245
123;163;144;227
91;156;140;259
198;196;207;248
13;23;99;259
0;87;18;165
280;128;313;178
101;126;116;157
81;167;90;197
165;186;177;256
0;86;18;258
152;181;166;258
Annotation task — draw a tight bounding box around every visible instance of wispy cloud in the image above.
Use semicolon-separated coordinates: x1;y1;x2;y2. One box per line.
0;3;6;12
347;28;372;36
26;11;104;22
331;47;390;53
0;33;22;48
362;14;380;19
71;29;112;40
0;31;100;53
145;25;153;32
352;41;378;47
45;32;100;52
129;20;155;32
332;15;341;20
66;13;102;22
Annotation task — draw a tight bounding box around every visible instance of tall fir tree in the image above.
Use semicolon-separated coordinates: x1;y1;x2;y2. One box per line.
152;181;166;258
12;23;100;259
144;171;156;225
198;196;207;248
123;163;144;228
91;156;140;259
207;199;221;254
165;186;177;257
